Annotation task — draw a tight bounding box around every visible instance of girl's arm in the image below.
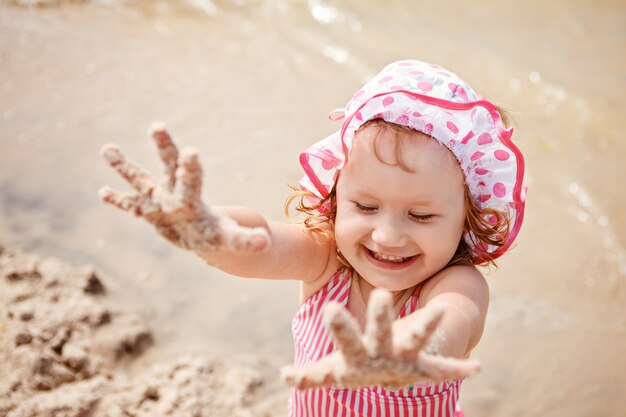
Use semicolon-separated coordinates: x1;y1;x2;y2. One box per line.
99;124;333;283
282;266;488;389
282;287;482;390
199;206;333;281
395;265;489;358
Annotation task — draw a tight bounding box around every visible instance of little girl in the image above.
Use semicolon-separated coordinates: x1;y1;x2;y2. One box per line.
100;59;526;417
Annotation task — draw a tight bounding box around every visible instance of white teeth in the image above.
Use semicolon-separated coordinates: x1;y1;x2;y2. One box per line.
371;251;410;263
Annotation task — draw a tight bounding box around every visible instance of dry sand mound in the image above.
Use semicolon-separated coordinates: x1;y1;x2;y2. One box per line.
0;246;263;417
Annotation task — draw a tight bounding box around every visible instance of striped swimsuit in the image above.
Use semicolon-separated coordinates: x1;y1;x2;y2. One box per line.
290;269;464;417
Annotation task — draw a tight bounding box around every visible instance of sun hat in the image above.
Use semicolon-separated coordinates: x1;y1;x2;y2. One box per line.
298;59;526;263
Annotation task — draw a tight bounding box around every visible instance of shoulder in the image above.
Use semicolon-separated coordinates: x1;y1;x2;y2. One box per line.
420;265;490;329
419;265;489;355
421;264;488;302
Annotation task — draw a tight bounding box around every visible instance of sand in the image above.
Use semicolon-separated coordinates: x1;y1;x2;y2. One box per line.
0;246;266;417
1;0;625;416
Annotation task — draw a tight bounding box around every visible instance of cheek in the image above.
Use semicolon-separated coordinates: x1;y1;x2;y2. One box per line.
334;208;367;251
444;212;466;255
454;206;467;237
333;212;352;250
446;212;466;245
333;201;351;234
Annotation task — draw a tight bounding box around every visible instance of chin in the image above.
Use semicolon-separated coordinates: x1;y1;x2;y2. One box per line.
355;271;418;293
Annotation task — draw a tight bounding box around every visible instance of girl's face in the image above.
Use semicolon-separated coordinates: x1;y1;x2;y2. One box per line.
334;124;466;292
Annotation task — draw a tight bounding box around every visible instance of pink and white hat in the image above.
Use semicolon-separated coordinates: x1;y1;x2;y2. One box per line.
299;59;526;263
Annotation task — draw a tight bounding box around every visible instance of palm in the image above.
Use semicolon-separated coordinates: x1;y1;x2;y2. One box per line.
99;123;269;253
282;290;480;390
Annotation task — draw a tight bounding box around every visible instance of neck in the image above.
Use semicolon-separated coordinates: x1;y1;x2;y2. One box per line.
355;273;414;310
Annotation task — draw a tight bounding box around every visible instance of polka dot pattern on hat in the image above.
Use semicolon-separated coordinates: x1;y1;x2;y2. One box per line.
299;60;526;263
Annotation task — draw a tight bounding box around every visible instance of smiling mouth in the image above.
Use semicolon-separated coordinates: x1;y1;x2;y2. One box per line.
368;249;415;264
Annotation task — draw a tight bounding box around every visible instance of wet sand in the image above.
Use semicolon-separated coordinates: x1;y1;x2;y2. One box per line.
0;246;264;417
1;1;625;416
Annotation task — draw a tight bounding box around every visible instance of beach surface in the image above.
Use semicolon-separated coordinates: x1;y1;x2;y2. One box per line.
1;1;625;416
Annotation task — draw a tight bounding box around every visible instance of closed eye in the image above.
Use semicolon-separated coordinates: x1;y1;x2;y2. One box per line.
353;202;378;213
409;213;435;223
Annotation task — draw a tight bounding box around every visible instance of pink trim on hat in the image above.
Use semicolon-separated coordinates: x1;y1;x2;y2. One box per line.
298;60;526;263
299;146;342;198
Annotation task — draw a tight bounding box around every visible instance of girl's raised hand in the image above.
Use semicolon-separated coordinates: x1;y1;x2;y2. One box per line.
99;123;270;253
281;290;480;390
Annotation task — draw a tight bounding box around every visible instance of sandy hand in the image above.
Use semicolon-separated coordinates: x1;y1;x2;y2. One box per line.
99;122;269;253
281;289;480;390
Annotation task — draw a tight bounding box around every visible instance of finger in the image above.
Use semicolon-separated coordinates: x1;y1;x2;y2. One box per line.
363;289;394;358
149;122;179;192
281;360;341;390
398;304;445;359
218;215;270;253
101;144;157;194
323;302;368;365
177;147;203;207
99;186;145;215
418;353;481;382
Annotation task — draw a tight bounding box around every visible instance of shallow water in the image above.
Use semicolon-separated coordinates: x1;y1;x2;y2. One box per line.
1;0;625;415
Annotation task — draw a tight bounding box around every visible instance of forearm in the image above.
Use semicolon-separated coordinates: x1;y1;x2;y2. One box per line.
283;289;481;390
194;206;331;282
193;205;274;277
392;265;488;359
392;303;475;359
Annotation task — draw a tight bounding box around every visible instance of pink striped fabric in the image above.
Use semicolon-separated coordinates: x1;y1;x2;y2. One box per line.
289;269;464;417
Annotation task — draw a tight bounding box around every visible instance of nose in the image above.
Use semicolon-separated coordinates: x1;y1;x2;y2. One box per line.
371;215;408;248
